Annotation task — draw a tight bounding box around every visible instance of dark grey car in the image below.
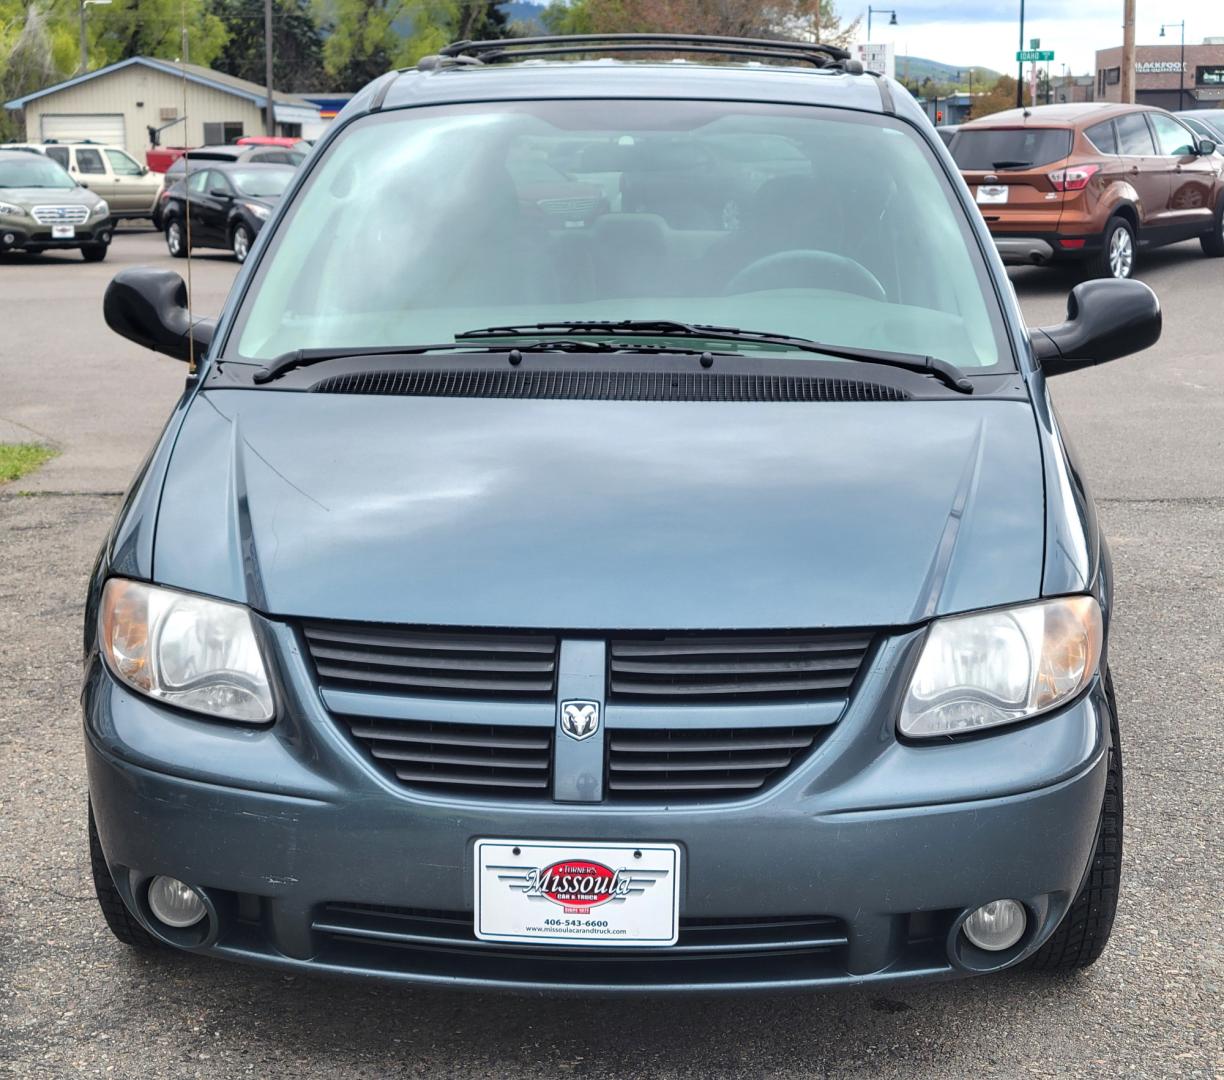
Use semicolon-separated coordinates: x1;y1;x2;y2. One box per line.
86;34;1161;993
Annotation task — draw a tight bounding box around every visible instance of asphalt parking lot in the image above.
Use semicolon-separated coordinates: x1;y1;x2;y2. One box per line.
1;228;1221;1078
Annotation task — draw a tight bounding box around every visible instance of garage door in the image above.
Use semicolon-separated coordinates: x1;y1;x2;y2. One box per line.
40;113;126;147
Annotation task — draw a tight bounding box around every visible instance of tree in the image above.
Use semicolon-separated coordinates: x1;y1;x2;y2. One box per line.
969;75;1031;120
0;4;62;139
543;0;859;46
212;0;325;90
86;0;228;69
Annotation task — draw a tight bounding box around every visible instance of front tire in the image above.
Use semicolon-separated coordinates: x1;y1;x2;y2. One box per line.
88;803;160;949
1027;670;1123;971
231;222;252;263
1088;216;1136;279
80;243;108;262
165;218;187;259
1201;199;1224;257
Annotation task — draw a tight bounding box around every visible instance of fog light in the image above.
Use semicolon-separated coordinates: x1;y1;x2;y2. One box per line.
963;899;1026;951
147;875;206;928
2;233;14;246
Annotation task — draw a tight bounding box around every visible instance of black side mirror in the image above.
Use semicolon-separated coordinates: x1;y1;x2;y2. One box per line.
103;268;216;363
209;187;232;199
1030;279;1161;375
1198;138;1217;156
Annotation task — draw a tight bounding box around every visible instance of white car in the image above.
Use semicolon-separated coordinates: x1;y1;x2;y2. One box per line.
0;141;162;219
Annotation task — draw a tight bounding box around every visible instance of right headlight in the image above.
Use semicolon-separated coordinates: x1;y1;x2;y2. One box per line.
899;596;1102;738
98;578;274;723
0;200;24;217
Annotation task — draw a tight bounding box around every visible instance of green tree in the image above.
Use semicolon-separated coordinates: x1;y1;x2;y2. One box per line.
0;4;62;139
213;0;325;90
87;0;229;69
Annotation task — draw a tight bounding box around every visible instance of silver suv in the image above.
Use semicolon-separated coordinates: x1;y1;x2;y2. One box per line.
0;149;113;260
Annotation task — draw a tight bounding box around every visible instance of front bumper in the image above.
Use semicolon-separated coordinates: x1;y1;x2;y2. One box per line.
0;218;112;251
84;624;1110;993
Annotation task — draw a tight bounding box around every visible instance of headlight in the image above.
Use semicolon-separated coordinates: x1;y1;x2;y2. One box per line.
0;200;24;217
91;199;109;218
99;579;274;723
899;596;1102;737
241;201;270;220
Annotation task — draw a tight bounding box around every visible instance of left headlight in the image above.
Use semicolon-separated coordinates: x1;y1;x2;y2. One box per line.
99;578;274;723
241;201;270;220
899;596;1102;738
91;199;109;218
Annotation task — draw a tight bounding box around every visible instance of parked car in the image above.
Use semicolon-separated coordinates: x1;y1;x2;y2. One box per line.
160;161;293;262
0;148;112;259
93;32;1161;994
236;135;312;156
936;123;960;147
1174;110;1224;148
151;144;307;228
950;102;1224;277
0;140;161;219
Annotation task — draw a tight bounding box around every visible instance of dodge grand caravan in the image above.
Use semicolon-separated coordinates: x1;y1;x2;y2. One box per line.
86;34;1161;993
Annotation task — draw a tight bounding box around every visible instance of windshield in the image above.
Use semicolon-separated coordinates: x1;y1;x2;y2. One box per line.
234;100;1007;371
0;154;75;189
951;128;1072;171
231;167;294;198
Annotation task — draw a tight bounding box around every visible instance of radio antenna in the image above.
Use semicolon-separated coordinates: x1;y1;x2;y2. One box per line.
180;0;195;374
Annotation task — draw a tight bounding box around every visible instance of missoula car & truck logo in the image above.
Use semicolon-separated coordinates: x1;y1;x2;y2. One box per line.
525;859;632;913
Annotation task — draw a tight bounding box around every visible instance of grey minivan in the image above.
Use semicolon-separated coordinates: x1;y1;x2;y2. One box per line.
87;34;1160;992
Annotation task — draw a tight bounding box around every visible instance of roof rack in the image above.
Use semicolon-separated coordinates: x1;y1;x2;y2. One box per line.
432;33;856;71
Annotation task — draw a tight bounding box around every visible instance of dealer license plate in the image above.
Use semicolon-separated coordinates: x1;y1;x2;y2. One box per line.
474;839;680;947
976;184;1009;205
51;224;75;238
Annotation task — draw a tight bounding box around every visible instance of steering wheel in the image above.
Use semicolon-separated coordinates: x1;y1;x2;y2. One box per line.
725;250;887;302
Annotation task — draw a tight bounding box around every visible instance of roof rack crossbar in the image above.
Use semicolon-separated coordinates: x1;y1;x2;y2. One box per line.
440;32;851;65
461;42;843;68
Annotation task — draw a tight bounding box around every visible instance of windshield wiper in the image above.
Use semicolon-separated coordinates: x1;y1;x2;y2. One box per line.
457;321;974;394
252;337;718;383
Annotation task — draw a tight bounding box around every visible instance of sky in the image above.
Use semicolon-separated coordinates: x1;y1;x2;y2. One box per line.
851;0;1224;76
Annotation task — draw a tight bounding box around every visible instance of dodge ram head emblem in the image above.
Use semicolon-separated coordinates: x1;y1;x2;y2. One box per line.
560;700;600;741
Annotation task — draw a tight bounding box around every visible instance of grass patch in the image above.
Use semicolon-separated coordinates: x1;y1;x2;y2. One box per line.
0;443;57;484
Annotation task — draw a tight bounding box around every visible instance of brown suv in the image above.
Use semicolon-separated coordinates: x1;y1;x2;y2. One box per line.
950;103;1224;278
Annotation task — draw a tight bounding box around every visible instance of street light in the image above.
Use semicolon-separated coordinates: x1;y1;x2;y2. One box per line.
867;8;898;43
1159;21;1187;112
78;0;111;74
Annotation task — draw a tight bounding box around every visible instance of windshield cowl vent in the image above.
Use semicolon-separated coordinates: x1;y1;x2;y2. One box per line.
309;369;910;403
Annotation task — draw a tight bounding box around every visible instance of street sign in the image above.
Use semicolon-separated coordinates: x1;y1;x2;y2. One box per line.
1030;38;1040;49
1016;49;1054;62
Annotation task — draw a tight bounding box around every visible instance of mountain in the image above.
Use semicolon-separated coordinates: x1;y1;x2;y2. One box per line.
897;55;1001;86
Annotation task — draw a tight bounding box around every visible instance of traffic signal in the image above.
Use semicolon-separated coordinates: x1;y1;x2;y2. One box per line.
936;110;944;123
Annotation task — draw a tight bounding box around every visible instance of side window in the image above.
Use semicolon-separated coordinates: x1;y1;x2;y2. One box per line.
1084;121;1118;155
44;146;69;168
1115;113;1156;155
207;170;233;195
1149;114;1196;157
104;148;143;175
187;169;210;195
75;147;106;174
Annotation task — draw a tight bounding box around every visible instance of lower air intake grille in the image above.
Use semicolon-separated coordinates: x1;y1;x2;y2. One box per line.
310;369;909;403
342;717;553;795
302;621;558;700
609;632;873;702
606;725;824;800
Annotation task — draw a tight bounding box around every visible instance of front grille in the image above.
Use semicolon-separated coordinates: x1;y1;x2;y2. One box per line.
310;369;909;403
342;717;553;795
314;903;847;958
536;195;599;216
606;725;824;800
302;621;558;700
31;204;90;225
609;631;873;702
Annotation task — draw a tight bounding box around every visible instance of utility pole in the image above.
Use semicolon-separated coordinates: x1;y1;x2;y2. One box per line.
78;0;112;75
1016;0;1025;108
1120;0;1136;104
263;0;275;136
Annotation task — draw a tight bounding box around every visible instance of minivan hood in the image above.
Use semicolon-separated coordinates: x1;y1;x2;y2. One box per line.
153;390;1045;630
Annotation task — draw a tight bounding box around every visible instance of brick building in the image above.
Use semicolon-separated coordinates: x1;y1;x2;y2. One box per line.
1095;39;1224;111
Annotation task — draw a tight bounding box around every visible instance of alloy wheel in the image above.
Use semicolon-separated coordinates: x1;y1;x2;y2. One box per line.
233;226;251;263
166;222;182;256
1108;225;1133;279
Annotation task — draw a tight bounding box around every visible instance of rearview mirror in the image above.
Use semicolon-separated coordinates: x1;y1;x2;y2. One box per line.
103;268;216;363
1029;279;1161;375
